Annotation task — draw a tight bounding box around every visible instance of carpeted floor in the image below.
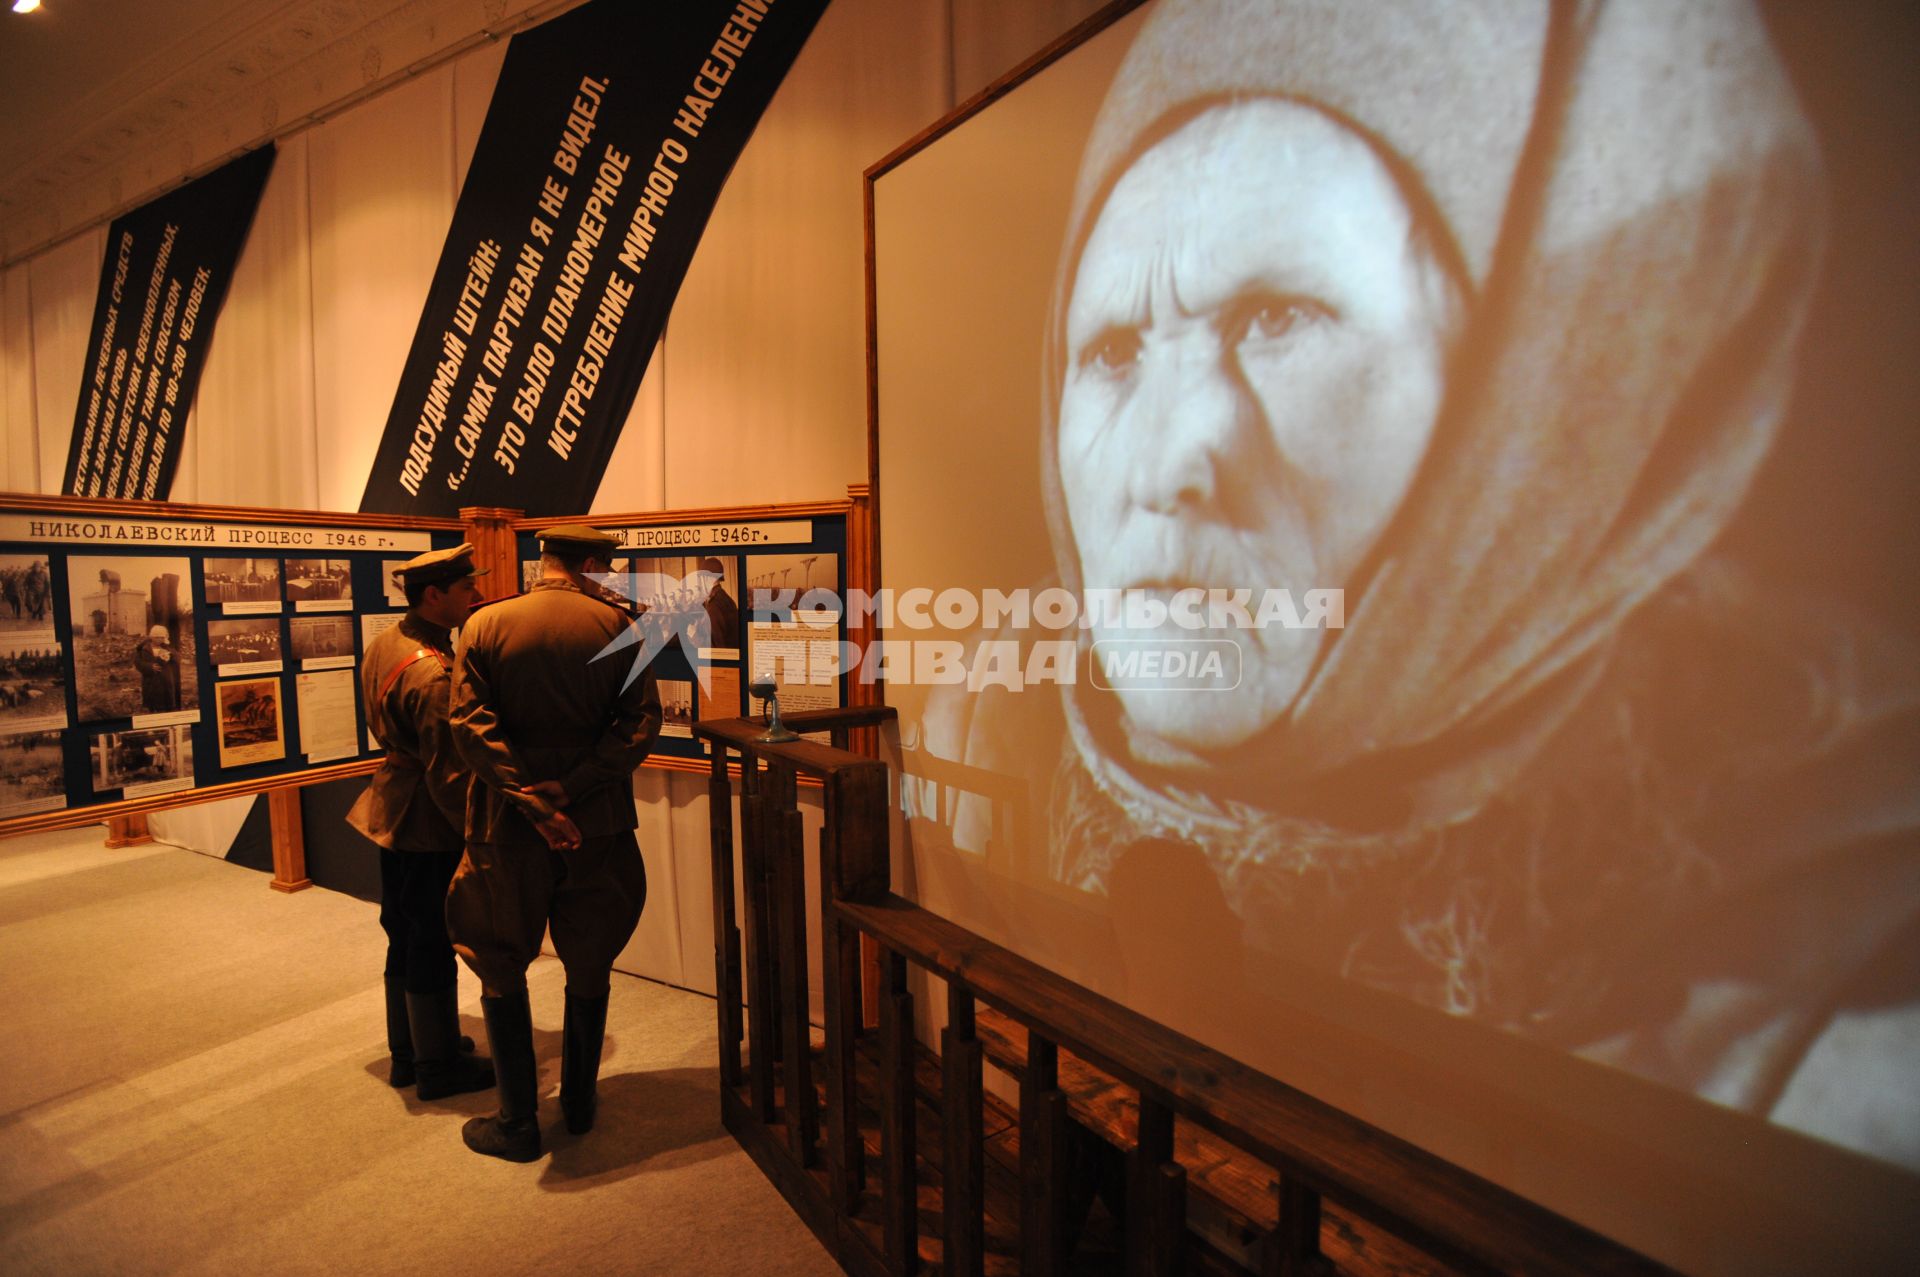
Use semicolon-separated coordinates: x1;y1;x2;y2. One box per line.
0;826;839;1276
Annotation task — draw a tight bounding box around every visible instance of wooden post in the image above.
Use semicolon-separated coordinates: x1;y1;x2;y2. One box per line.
1269;1176;1327;1277
267;787;311;893
771;765;818;1167
709;746;743;1089
881;947;918;1274
943;984;985;1277
457;506;524;598
845;484;883;1030
1021;1032;1071;1277
739;753;778;1122
862;934;882;1031
1127;1094;1186;1277
103;814;153;847
821;901;865;1212
821;765;884;1213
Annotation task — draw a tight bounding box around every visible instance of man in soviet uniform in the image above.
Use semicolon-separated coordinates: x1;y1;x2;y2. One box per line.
346;544;495;1101
693;556;738;652
448;523;662;1162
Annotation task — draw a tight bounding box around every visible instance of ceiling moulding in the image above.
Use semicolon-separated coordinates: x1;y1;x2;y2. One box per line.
0;0;589;268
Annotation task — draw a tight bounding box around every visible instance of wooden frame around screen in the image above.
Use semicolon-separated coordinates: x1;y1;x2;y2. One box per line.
860;0;1148;614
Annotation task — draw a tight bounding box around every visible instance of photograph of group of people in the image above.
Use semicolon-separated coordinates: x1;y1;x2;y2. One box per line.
0;553;65;816
205;557;362;608
202;557;281;606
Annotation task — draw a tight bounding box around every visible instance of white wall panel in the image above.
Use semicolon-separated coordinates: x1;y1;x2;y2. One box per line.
181;134;320;510
24;229;106;494
306;65;456;513
0;262;36;491
660;0;952;511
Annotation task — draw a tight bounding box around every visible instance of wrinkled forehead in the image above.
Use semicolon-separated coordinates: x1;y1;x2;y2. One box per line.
1065;99;1423;336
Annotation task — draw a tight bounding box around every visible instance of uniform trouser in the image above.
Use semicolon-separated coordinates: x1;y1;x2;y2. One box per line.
445;830;648;998
378;847;462;994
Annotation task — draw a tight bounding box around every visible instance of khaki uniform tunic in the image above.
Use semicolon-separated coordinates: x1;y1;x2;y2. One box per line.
446;577;663;994
346;613;467;852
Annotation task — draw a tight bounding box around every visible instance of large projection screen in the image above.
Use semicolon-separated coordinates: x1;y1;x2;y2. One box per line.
872;1;1918;1273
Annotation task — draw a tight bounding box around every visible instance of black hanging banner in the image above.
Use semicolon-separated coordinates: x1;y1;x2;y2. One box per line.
360;0;829;517
62;145;276;501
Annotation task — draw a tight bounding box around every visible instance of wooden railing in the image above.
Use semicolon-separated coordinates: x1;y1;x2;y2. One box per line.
694;710;1677;1277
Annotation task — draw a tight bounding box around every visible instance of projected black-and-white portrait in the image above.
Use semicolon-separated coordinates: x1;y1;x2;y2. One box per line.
898;0;1920;1180
1054;97;1458;756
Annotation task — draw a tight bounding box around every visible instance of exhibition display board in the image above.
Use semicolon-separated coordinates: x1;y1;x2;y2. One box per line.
0;493;465;837
0;489;876;839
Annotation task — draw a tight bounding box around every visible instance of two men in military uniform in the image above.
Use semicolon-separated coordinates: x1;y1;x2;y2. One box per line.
350;527;661;1160
347;544;497;1101
447;524;663;1162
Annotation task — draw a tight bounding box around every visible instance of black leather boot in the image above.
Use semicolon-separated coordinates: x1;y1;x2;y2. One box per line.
384;976;415;1087
407;988;496;1100
463;990;542;1162
560;990;610;1134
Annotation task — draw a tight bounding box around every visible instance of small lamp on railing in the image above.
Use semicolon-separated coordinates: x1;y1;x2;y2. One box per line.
748;673;799;744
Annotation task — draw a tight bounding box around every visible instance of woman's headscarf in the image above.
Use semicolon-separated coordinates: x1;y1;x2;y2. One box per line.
1044;0;1826;840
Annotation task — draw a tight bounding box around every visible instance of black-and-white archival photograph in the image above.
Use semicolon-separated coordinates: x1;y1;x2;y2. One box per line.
745;553;835;613
0;554;54;633
381;559;409;607
0;729;66;817
0;636;67;732
90;724;193;794
66;556;198;721
283;559;352;606
659;678;693;739
203;557;281;606
207;617;283;670
287;615;354;662
621;554;739;658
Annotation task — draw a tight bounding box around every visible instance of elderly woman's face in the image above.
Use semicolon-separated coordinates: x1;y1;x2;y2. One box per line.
1058;100;1459;754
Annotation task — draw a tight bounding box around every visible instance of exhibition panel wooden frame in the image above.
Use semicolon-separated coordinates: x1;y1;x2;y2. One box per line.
0;491;464;889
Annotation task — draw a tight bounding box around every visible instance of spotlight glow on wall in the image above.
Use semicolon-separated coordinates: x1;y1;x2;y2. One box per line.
13;0;43;16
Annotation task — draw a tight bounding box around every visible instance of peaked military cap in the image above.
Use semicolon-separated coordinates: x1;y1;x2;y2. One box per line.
536;523;623;556
393;542;490;590
697;556;725;575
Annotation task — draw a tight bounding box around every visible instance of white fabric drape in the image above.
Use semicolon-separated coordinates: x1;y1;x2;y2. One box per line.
0;0;1108;991
308;67;459;513
176;136;320;510
0;260;36;491
22;230;105;494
